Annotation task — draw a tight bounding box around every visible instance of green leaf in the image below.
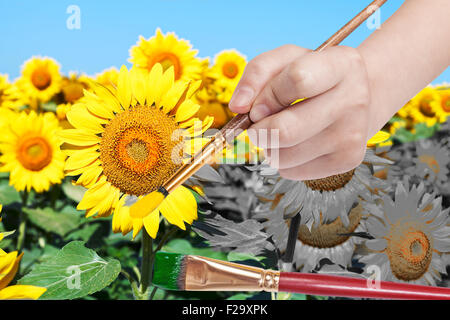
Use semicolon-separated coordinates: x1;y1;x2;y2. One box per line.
0;179;21;205
62;181;86;203
66;223;101;242
227;251;264;263
226;293;253;300
41;101;57;112
162;238;228;261
23;206;83;237
18;241;121;300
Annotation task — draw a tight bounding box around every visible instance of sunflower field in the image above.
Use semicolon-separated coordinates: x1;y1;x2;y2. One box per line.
0;29;449;301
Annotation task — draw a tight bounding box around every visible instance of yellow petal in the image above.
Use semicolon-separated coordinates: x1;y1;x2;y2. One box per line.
64;147;99;171
146;63;163;106
117;65;132;109
175;100;200;123
92;83;122;113
161;80;189;114
187;80;202;98
66;104;105;133
0;252;22;290
132;219;143;239
159;186;197;229
155;66;175;108
83;90;115;119
130;67;147;106
0;285;46;300
143;209;160;239
367;131;391;147
59;129;101;147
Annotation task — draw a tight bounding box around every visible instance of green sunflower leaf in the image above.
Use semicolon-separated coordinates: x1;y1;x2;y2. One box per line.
62;180;87;203
162;238;228;261
0;179;21;205
18;241;121;300
23;206;84;237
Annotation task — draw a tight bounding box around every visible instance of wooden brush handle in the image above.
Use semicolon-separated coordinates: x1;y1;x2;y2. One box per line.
220;0;387;142
279;272;450;300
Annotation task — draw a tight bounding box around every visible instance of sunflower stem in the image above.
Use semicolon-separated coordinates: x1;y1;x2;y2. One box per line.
17;190;29;252
139;230;153;299
282;212;301;267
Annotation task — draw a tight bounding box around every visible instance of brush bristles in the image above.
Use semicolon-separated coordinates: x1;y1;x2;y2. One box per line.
153;252;187;291
129;189;165;218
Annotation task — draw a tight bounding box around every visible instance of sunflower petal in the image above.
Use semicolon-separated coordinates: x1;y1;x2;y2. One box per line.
117;65;132;109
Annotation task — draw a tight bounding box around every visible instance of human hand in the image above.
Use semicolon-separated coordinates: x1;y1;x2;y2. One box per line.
229;45;373;181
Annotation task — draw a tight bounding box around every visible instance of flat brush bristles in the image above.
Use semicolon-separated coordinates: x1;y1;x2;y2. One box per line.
129;188;167;218
153;252;187;291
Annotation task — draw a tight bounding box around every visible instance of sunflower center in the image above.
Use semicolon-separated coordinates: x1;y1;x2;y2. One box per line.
418;154;440;174
304;169;355;192
419;97;435;117
386;221;432;281
297;203;362;248
100;105;183;196
17;135;53;171
222;62;239;79
126;139;149;163
151;52;182;80
441;94;450;112
31;68;52;90
62;82;85;103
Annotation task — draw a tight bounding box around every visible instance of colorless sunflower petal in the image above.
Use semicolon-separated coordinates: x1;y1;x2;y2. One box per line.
366;238;387;251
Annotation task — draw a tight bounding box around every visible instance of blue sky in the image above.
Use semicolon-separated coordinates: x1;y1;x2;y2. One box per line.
0;0;448;83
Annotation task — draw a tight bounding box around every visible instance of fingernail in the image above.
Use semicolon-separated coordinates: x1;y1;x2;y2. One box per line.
229;86;254;110
250;104;271;122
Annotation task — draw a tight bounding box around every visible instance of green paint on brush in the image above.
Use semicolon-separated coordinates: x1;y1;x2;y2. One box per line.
152;252;185;290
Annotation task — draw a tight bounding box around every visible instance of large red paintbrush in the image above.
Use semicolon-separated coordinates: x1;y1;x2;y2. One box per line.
153;252;450;300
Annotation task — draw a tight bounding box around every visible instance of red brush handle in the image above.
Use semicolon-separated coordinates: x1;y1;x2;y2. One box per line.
279;272;450;300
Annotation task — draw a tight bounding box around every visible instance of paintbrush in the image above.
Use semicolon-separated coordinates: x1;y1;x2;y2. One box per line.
152;252;450;300
130;0;388;217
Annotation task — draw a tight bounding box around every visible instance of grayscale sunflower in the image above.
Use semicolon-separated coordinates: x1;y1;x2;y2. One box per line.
252;149;392;228
253;200;367;272
292;203;367;272
359;181;450;286
404;139;450;196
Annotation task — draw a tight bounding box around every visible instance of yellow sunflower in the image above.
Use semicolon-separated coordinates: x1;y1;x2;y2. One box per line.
0;111;66;193
129;29;204;82
212;50;247;103
59;72;90;105
409;86;442;126
0;74;24;110
0;249;46;300
434;87;450;120
366;131;392;148
59;64;214;239
16;57;62;109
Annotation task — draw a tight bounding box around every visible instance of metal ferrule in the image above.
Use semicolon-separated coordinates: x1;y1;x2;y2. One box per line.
184;255;280;292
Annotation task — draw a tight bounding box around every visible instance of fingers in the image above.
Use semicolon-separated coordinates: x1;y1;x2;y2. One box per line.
264;115;368;170
249;46;356;122
249;47;370;149
229;44;309;114
250;85;343;148
265;126;338;170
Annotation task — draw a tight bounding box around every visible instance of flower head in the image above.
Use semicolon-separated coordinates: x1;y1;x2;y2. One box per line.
360;182;450;285
129;29;204;82
59;64;213;238
16;57;62;109
0;111;65;193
